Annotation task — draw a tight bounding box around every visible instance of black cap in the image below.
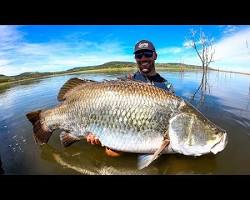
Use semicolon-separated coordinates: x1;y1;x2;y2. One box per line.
134;40;156;53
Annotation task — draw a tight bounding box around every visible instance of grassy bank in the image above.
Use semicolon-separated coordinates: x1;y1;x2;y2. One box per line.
0;61;212;87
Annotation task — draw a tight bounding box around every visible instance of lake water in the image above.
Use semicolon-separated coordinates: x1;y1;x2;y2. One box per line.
0;71;250;175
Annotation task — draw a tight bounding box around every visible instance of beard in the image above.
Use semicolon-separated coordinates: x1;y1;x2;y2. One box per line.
138;60;154;74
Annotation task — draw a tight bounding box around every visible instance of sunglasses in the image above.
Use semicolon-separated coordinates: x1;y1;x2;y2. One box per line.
135;51;154;59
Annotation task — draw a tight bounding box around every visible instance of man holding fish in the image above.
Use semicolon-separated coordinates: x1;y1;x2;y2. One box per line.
26;40;227;169
86;40;175;157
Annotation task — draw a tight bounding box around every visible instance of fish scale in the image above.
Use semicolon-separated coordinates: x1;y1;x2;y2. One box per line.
60;81;168;150
27;79;227;161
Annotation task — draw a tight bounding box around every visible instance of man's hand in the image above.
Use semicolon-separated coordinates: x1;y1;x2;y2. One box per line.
85;132;122;157
85;132;101;145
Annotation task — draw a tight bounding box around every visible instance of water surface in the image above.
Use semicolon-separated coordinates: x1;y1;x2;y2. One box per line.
0;71;250;174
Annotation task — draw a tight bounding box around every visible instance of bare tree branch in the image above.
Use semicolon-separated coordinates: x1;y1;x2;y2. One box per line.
188;28;215;105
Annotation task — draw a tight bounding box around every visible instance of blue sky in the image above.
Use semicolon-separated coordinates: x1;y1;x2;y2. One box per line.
1;25;250;76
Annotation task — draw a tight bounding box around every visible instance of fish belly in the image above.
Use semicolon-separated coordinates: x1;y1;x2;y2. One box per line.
87;124;165;153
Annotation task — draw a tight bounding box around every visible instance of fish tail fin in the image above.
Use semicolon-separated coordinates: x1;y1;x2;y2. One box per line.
26;110;42;125
26;110;53;145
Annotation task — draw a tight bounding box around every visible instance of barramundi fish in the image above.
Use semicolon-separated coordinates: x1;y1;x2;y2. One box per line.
26;78;228;169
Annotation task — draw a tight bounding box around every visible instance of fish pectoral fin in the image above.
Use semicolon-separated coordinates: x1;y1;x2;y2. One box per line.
60;131;81;147
138;138;170;170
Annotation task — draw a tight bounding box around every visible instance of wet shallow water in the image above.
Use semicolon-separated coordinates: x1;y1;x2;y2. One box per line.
0;71;250;174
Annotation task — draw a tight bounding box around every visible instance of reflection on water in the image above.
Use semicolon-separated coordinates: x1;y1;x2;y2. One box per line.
0;71;250;174
189;72;210;108
40;143;160;175
39;140;217;175
0;79;43;95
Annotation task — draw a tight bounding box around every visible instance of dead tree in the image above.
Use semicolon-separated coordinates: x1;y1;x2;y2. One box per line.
187;28;215;106
189;28;215;74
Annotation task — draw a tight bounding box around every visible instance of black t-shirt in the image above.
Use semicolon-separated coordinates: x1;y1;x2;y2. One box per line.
131;71;175;93
118;71;175;93
145;73;166;83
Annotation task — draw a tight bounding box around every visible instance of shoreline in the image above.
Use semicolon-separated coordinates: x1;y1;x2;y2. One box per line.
0;67;200;87
1;67;249;87
0;68;136;87
209;68;250;75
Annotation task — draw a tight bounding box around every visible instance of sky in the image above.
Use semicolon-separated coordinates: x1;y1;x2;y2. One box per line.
1;25;250;76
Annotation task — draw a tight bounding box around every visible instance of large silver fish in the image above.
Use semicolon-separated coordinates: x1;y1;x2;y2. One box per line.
26;78;228;169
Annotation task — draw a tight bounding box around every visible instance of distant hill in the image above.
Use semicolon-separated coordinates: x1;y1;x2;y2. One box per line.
67;62;203;72
100;61;136;66
0;74;12;83
67;61;137;72
0;72;56;84
14;72;54;78
0;61;203;84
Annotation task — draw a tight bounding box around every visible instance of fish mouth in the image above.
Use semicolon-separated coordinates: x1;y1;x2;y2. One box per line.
210;132;228;154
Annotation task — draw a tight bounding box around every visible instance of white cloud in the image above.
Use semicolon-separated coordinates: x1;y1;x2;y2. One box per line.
157;44;201;65
0;26;132;76
178;27;250;73
214;29;250;59
213;27;250;72
0;67;12;76
0;25;22;44
0;54;132;76
183;40;193;48
16;43;67;56
223;25;239;35
0;59;11;66
1;25;250;75
0;26;24;55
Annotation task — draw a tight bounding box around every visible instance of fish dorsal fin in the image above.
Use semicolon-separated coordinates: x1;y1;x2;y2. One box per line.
57;78;96;101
